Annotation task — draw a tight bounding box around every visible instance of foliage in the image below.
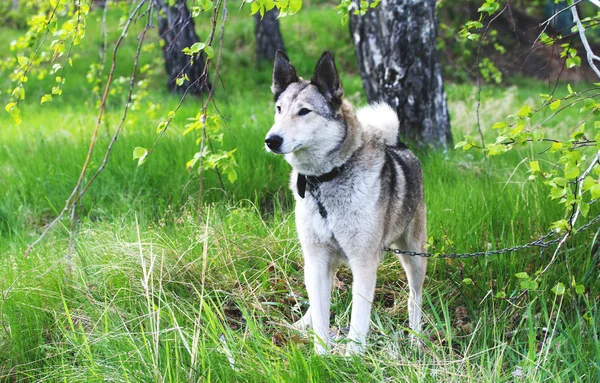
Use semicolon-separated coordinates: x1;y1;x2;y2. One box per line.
0;0;241;209
248;0;303;18
437;0;505;84
455;1;599;236
0;0;37;29
0;1;599;381
3;0;91;126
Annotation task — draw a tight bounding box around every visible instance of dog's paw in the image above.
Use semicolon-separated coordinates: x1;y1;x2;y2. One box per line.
330;341;366;356
292;309;312;332
344;341;366;356
314;340;330;355
292;319;310;332
408;333;425;352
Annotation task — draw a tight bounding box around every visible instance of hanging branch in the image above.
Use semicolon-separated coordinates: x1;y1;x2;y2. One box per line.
536;3;600;278
25;0;151;256
25;0;228;256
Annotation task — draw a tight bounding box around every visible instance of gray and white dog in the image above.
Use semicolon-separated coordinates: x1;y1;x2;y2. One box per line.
265;51;427;355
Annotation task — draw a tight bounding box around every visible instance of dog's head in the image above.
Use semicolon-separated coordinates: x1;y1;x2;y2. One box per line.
265;51;346;170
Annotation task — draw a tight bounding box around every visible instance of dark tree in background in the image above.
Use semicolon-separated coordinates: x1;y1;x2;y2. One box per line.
254;9;285;62
155;0;210;95
349;0;452;149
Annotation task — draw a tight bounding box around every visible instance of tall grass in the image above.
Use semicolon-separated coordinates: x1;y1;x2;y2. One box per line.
0;4;599;382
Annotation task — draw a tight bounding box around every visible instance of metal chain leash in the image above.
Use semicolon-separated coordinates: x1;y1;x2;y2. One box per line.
383;214;600;259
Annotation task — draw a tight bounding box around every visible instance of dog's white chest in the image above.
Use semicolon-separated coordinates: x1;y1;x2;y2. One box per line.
294;172;382;251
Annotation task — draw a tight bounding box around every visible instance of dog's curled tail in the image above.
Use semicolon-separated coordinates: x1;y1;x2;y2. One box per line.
356;102;399;145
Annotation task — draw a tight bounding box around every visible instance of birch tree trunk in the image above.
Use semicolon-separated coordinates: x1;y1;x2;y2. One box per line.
349;0;452;149
155;0;210;95
254;9;285;62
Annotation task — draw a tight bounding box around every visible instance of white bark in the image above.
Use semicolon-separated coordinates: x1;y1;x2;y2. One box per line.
349;0;452;149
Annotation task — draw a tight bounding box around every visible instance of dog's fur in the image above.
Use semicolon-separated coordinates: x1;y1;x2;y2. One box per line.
265;51;427;355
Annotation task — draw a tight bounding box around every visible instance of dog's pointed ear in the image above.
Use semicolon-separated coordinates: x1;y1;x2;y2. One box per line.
272;50;299;101
311;51;343;106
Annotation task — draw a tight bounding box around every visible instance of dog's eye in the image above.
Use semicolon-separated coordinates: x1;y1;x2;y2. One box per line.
276;105;281;113
298;108;312;116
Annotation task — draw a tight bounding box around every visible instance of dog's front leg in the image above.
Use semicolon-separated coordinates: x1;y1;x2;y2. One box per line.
303;247;334;355
346;258;378;355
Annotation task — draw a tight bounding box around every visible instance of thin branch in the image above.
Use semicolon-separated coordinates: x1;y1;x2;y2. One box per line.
198;0;225;217
475;5;508;150
572;4;600;78
25;0;149;256
571;150;600;230
537;0;583;29
77;9;154;201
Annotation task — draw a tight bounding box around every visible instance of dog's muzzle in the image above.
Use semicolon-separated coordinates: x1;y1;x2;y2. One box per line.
265;135;284;153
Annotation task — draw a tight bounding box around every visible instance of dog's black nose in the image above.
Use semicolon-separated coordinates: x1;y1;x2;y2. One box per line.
265;135;283;152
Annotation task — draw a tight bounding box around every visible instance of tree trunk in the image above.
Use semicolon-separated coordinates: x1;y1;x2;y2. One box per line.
254;9;285;62
349;0;452;149
155;0;210;95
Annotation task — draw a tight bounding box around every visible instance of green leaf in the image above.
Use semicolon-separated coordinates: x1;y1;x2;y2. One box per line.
488;143;507;156
550;186;566;199
526;280;539;290
226;168;237;183
550;99;561;110
551;282;566;296
540;33;554;45
204;45;214;59
132;147;149;166
17;56;29;66
580;201;590;217
582;176;595;191
492;121;507;130
41;94;53;104
11;86;24;100
462;278;473;285
190;42;205;53
564;163;580;180
529;161;540;173
157;121;168;134
566;56;581;68
553;177;567;187
516;105;532;118
515;272;529;279
5;102;21;125
289;0;302;13
551;142;563;152
590;183;600;199
550;219;570;232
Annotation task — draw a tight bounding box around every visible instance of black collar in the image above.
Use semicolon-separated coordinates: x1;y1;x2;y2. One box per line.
296;165;343;198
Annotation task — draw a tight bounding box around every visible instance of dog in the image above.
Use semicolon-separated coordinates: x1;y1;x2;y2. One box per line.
264;50;427;355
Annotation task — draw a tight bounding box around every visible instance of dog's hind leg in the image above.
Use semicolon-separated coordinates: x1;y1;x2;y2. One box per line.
396;204;427;336
397;253;426;335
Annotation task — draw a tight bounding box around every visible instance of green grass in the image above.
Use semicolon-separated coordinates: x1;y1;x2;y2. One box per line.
1;4;599;382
